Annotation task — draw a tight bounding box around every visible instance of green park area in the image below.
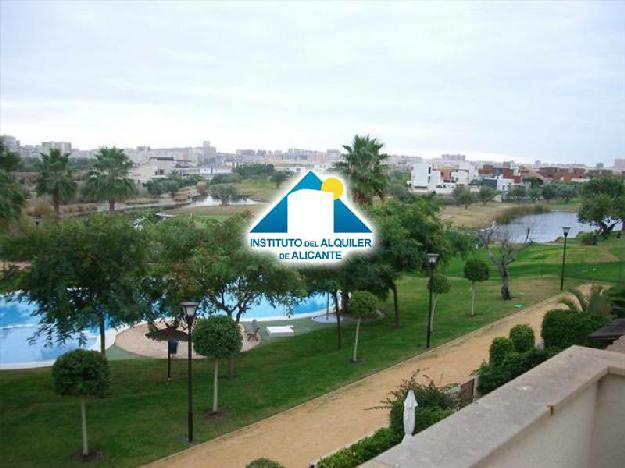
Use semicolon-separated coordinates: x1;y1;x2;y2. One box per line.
1;236;622;467
1;137;624;467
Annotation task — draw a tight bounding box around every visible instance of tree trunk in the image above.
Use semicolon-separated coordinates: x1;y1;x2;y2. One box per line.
471;283;476;316
53;191;60;218
333;291;341;349
352;318;361;362
430;296;438;333
501;270;512;301
80;399;88;456
108;199;115;212
391;282;399;328
98;311;106;355
340;291;349;315
212;358;219;413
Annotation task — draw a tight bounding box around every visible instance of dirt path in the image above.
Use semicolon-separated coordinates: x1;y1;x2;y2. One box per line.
148;285;597;468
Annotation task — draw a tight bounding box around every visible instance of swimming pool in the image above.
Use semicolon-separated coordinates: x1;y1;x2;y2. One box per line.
0;293;328;368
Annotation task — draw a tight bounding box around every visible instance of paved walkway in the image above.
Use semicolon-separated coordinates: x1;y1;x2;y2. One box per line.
148;285;595;468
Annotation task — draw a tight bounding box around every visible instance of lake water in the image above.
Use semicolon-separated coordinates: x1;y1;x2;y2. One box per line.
188;196;258;207
492;210;621;243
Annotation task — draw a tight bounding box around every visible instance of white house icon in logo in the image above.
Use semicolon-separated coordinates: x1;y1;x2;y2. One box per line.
248;171;375;265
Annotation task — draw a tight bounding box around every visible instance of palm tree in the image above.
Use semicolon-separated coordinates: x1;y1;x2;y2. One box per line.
334;135;388;205
0;139;27;223
83;147;135;211
559;285;612;316
35;149;77;218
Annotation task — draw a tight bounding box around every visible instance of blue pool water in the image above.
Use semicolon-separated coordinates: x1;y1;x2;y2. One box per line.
0;294;328;367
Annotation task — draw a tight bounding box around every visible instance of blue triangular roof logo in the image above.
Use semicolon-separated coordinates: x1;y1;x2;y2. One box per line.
250;171;372;234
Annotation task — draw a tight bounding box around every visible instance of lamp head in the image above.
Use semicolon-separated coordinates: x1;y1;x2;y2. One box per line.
562;226;571;236
181;301;199;319
426;253;439;265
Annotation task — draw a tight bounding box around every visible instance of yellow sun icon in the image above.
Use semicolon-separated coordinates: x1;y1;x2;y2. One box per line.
321;177;344;200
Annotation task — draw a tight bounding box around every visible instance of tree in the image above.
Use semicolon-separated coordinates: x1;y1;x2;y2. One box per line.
83;147;135;211
541;184;557;203
334;135;388;205
8;215;148;354
193;316;242;414
270;171;289;188
210;183;238;206
555;183;578;203
509;186;527;202
35;148;77;217
0;139;27;224
578;194;618;237
478;186;497;205
369;195;452;327
52;349;110;458
145;180;164;197
349;291;377;362
579;177;624;236
428;273;450;332
146;215;302;374
452;185;475;209
528;187;542;202
463;258;490;316
479;227;531;300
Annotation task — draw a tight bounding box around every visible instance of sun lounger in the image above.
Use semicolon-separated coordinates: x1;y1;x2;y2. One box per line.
266;325;294;337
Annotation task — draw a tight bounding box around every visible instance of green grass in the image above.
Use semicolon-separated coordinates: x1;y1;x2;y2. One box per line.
1;237;621;467
0;272;580;467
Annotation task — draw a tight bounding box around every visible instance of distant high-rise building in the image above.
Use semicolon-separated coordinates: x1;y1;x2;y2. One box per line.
41;141;72;154
441;153;466;161
1;135;19;151
614;159;625;170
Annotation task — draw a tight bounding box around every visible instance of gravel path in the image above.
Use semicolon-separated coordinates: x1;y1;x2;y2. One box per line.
147;285;597;468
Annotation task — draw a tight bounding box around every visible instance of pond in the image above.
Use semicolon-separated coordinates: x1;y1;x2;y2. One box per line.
491;210;621;243
0;293;328;368
188;195;258;207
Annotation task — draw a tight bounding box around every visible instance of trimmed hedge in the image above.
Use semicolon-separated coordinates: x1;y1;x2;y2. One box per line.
316;428;401;468
489;337;514;365
541;309;609;349
246;459;284;468
390;405;454;437
509;324;535;353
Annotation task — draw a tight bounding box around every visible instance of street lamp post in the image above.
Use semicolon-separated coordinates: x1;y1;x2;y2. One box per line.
181;301;199;443
425;253;439;349
560;227;571;291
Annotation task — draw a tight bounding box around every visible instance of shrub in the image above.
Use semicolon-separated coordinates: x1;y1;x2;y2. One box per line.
607;285;625;318
349;291;378;318
52;349;110;398
477;361;511;394
541;309;609;350
246;458;285;468
489;337;514;365
509;324;535;353
579;231;597;245
385;376;458;438
316;428;401;468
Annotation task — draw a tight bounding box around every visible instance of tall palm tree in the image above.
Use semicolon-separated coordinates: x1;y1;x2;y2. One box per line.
0;139;27;224
83;147;135;211
35;149;77;218
559;285;612;316
334;135;388;205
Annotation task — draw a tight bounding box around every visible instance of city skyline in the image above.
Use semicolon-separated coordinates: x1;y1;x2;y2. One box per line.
1;1;624;164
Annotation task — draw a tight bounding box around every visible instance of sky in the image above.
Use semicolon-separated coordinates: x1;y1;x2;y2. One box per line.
1;1;624;165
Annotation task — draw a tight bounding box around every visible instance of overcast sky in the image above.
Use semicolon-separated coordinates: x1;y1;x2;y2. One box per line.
1;1;624;164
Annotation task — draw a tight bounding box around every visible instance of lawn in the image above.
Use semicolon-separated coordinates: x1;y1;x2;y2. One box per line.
0;271;586;467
